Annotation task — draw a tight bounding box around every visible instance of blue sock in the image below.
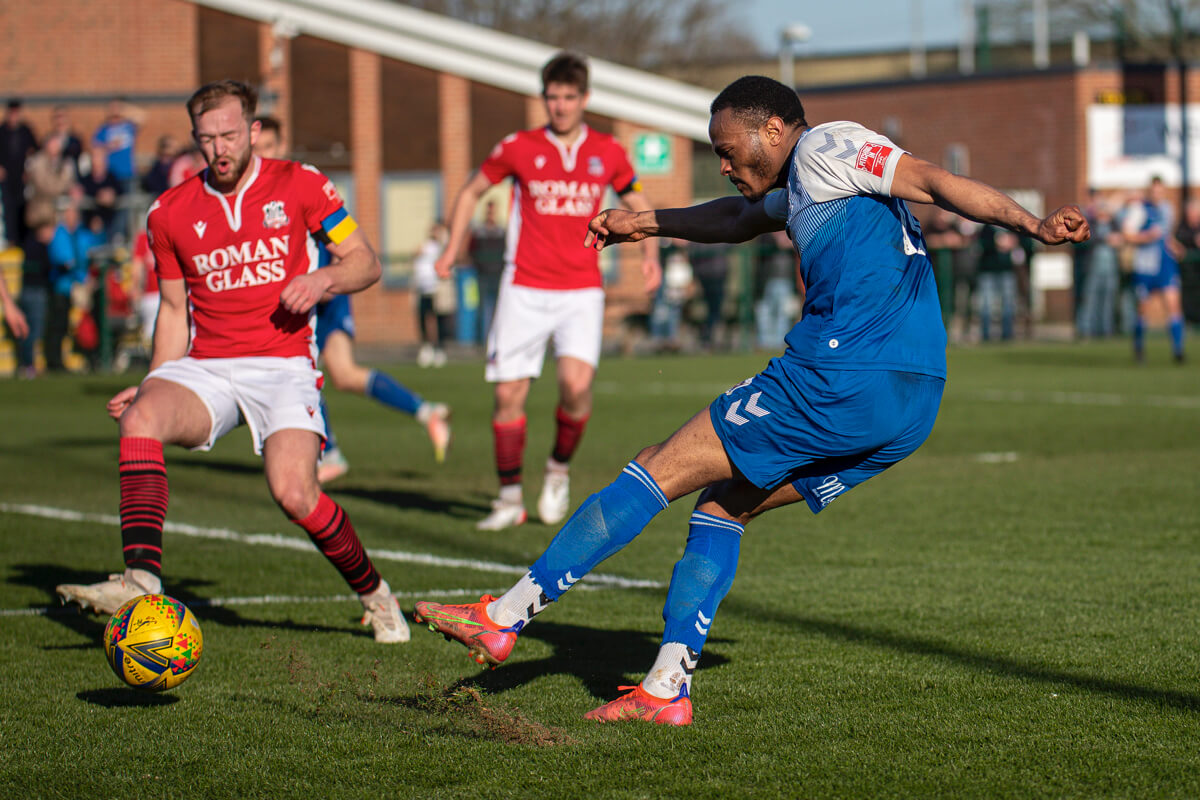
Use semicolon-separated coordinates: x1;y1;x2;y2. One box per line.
1169;315;1185;357
1133;317;1146;357
366;370;422;415
320;397;338;451
529;461;668;601
661;511;743;653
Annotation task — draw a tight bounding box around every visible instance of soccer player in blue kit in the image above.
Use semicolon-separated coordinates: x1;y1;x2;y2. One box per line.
253;117;451;479
414;76;1091;725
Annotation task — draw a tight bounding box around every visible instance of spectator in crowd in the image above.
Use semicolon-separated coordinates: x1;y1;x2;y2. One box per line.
649;239;693;352
468;199;506;344
92;99;145;243
48;106;84;175
15;221;55;377
754;229;799;350
91;99;144;191
924;207;971;331
140;134;180;198
24;134;76;232
80;147;121;243
413;221;451;367
975;225;1022;341
689;241;732;349
1076;196;1121;338
0;100;38;247
44;205;93;371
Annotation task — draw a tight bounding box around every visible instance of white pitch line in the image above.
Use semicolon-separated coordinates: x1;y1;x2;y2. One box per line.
0;503;663;591
0;587;525;617
974;388;1200;410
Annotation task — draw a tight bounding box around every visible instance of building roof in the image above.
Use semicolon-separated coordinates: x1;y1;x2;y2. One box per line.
195;0;716;141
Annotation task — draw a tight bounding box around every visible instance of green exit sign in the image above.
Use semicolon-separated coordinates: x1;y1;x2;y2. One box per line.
633;133;672;174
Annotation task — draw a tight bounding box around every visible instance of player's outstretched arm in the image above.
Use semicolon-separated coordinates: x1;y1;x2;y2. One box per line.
586;196;783;250
280;229;381;314
435;170;492;278
891;154;1090;245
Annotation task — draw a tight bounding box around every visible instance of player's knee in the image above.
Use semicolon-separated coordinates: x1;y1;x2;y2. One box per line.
271;481;320;520
118;398;163;439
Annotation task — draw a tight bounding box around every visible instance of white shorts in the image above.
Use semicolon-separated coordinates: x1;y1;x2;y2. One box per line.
485;273;605;383
146;356;326;455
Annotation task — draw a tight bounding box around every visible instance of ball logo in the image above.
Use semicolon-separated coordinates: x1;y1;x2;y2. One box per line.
262;200;289;230
855;143;892;177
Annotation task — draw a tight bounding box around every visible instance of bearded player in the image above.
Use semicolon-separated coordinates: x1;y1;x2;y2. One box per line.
56;80;409;644
436;51;661;531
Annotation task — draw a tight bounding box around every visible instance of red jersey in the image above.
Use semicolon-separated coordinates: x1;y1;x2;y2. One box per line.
480;125;639;290
148;157;356;360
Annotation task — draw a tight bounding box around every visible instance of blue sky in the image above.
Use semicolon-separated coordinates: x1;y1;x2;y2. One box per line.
747;0;967;54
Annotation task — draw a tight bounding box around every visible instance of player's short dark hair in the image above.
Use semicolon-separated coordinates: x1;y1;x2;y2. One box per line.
255;115;282;136
710;76;806;129
187;80;258;124
542;52;589;94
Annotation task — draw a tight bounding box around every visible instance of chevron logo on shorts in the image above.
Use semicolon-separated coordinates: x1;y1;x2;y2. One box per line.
724;392;770;426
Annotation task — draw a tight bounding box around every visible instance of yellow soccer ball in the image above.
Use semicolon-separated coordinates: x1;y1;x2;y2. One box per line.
103;594;203;691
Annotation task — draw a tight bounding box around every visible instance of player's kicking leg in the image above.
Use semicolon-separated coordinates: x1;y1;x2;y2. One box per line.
56;378;210;614
416;407;734;682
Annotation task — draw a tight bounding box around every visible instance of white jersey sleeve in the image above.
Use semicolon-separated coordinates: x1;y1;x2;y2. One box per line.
794;121;907;203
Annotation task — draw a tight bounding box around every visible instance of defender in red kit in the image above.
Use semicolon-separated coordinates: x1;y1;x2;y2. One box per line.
56;80;410;644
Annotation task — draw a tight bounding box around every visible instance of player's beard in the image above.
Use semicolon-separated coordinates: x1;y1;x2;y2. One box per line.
208;146;253;192
733;136;778;202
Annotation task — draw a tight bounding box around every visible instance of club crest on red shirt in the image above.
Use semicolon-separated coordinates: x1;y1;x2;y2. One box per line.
262;200;289;229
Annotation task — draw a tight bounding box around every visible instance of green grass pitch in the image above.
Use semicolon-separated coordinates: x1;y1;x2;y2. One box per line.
1;339;1198;798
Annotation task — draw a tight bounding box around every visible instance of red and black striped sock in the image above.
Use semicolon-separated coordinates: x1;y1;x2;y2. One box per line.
294;494;380;595
493;416;527;487
118;437;168;577
551;406;590;464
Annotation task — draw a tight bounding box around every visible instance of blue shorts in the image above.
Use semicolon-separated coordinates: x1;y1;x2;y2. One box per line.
315;294;355;353
709;358;944;514
1133;262;1180;300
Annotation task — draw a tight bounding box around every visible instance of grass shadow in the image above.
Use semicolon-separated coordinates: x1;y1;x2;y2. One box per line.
76;688;181;707
724;595;1200;713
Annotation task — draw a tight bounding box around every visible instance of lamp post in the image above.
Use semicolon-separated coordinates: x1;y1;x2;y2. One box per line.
779;23;812;89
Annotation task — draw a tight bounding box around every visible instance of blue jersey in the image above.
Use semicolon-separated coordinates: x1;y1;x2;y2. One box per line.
764;121;946;378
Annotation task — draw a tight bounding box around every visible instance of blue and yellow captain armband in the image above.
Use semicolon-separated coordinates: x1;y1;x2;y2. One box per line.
617;176;643;196
320;207;359;245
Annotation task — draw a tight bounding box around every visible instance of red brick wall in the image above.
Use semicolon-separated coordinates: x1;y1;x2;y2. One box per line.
381;59;440;172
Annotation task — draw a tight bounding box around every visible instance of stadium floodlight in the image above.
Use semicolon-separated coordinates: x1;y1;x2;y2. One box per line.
778;23;812;88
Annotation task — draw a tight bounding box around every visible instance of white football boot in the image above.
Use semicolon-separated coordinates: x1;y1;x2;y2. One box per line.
317;447;350;483
359;579;410;644
537;461;571;525
475;498;528;531
56;568;162;615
